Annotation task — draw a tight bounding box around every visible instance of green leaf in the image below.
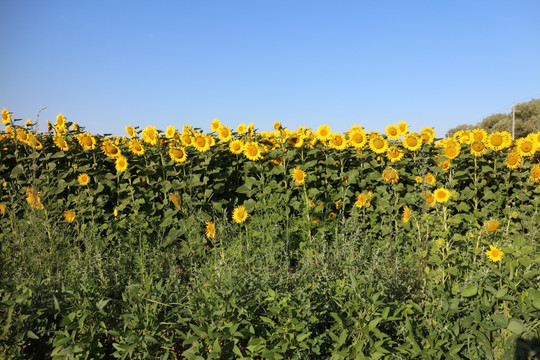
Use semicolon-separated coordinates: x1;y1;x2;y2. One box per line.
507;319;526;335
461;285;478;297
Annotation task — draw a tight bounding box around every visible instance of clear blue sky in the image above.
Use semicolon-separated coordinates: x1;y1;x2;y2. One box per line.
1;0;539;137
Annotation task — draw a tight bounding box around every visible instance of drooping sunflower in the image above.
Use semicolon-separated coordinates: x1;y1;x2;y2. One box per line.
329;133;347;150
169;146;188;163
115;155;128;172
316;124;332;142
244;141;262;161
53;135;69;151
402;206;411;223
63;209;76;223
382;167;399;184
433;188;450;203
128;138;145;156
515;137;536;157
385;124;401;140
229;139;244;154
125;125;136;138
141;125;160;145
205;220;216;239
484;219;500;233
232;205;248;223
369;135;389;154
291;167;306;185
485;244;503;262
402;132;422;151
165;125;177;139
169;193;181;209
470;140;487;157
102;139;122;158
348;129;367;149
420;127;436;144
217;125;232;142
505;152;522;169
386;146;404;163
78;173;90;186
78;132;97;150
530;164;540;183
210;118;221;132
355;191;373;208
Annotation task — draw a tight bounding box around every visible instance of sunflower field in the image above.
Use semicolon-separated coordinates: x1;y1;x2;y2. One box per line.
1;108;540;359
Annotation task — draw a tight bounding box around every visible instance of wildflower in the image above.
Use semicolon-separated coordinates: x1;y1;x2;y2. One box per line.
53;135;69;151
63;209;76;223
485;219;500;233
386;146;404;162
329;133;347;150
291;167;306;185
115;156;128;172
433;188;450;203
415;176;423;183
486;245;503;262
205;220;216;238
348;129;367;149
192;133;211;152
515;137;536;157
420;127;436;144
328;212;337;220
470;140;487;157
232;205;248;223
102;139;121;158
78;173;90;186
487;131;511;151
217;125;232;142
505;152;522;169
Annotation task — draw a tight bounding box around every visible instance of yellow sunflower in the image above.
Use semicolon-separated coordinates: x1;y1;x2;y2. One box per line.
443;143;460;160
115;155;128;172
355;191;373;208
423;191;436;207
472;128;488;142
484;219;500;233
1;108;11;124
63;209;76;223
169;146;188;163
386;146;404;163
454;130;472;144
420;127;436;144
487;131;511;151
385;124;401;140
237;123;246;135
382;167;399;184
291;167;306;185
26;187;44;210
192;133;211;152
165;125;177;139
397;120;408;135
229;139;244;154
402;133;422;151
205;220;216;238
424;172;436;186
232;205;248;223
273;121;282;130
210;118;221;132
53;135;69;151
78;132;97;150
530;164;540;183
505;152;522;169
288;134;304;148
180;133;192;146
78;173;90;186
348;129;367;149
128;138;145;156
369;135;389;154
316;124;332;142
102;139;122;158
244;142;262;161
470;140;487;157
125;125;136;138
515;137;536;157
485;244;503;262
0;203;5;215
440;160;451;171
329;133;347;150
433;188;450;203
402;206;411;223
141;125;160;145
217;125;232;142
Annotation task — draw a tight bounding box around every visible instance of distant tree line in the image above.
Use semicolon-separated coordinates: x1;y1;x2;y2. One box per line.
446;98;540;138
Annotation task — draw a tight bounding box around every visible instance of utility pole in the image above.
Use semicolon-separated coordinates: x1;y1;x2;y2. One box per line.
512;104;515;140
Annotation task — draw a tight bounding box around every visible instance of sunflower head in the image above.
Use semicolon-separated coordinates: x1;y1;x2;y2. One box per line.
486;244;503;262
78;173;90;186
63;209;76;223
205;220;216;239
433;188;450;203
232;205;248;223
382;167;399;184
484;219;500;233
291;167;306;185
385;124;400;140
244;142;262;161
115;156;128;172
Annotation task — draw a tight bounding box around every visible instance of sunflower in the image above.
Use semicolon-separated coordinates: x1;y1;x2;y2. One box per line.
1;108;11;124
440;160;451;171
355;191;373;208
232;205;248;223
386;146;404;163
424;172;436;186
505;152;522;169
125;125;136;138
237;123;246;135
328;212;337;220
433;188;450;203
335;199;342;210
78;173;90;186
102;139;122;158
16;128;29;142
115;156;128;172
415;176;423;184
530;164;540;183
78;132;97;150
443;143;460;160
26;187;44;210
128;138;145;155
369;135;389;154
288;134;304;148
273;121;282;130
217;125;232;142
0;203;5;215
180;133;192;147
329;134;347;150
470;140;487;157
420;127;436;144
487;131;511;151
141;125;160;145
53;135;69;151
385;124;401;140
423;191;436;207
210;118;221;132
484;219;500;233
454;130;472;144
515;137;536;157
291;167;306;185
397;121;408;136
190;134;209;152
402;206;411;223
382;167;399;184
205;220;216;238
165;125;176;139
168;146;188;163
485;244;503;262
244;141;262;161
63;209;76;223
348;129;367;149
169;193;181;209
316;124;332;142
229;139;244;154
402;133;422;151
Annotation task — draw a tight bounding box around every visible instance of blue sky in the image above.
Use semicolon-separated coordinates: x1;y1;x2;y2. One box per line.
1;0;539;137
